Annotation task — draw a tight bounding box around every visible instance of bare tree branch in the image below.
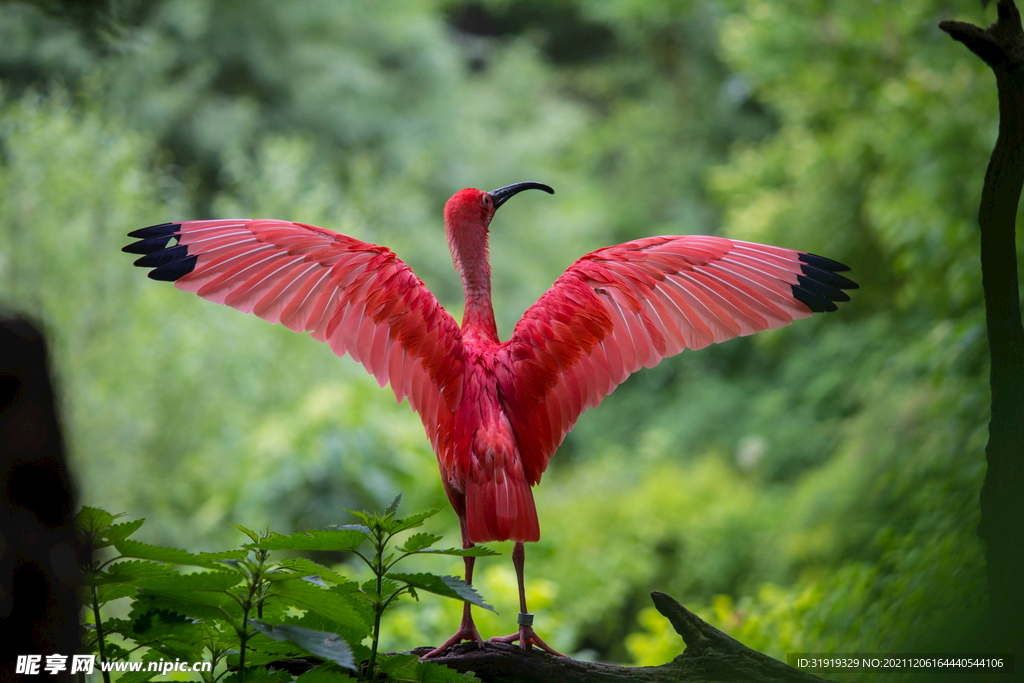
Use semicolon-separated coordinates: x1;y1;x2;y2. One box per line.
406;592;833;683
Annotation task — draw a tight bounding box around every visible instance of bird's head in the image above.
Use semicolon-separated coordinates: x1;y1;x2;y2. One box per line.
444;182;554;234
444;182;554;272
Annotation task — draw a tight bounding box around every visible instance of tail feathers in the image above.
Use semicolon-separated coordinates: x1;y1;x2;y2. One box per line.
465;472;539;543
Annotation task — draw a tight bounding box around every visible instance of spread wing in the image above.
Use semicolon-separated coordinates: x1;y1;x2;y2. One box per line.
124;219;464;457
498;235;857;483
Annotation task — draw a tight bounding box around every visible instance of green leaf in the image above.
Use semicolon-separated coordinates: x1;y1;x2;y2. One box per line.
384;493;403;517
417;546;500;558
342;509;374;528
377;654;480;683
99;642;131;661
136;571;242;592
399;533;443;552
385;573;494;612
200;549;249;562
97;582;138;603
99;617;135;638
230;523;262;543
327;524;372;534
133;589;239;622
252;621;355;670
278;557;349;584
377;653;420;681
247;633;306;657
220;668;292;683
114;539;226;569
417;663;481;682
115;672;157;683
254;529;367;552
131;609;204;659
76;506;116;534
271;579;371;639
283;612;371;663
296;665;359;682
101;518;145;544
389;506;446;534
90;559;175;586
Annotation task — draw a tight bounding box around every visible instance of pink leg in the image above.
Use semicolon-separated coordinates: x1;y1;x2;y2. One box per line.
421;518;484;659
488;542;565;656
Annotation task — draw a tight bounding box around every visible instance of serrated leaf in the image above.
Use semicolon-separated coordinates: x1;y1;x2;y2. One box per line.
76;506;116;534
131;609;203;659
281;612;371;662
416;546;500;558
271;578;370;637
221;668;291;683
301;575;329;588
115;671;156;683
230;524;262;543
252;622;355;670
377;653;479;683
91;560;175;586
417;662;481;682
254;529;367;552
101;518;145;544
377;653;420;681
114;539;225;569
99;642;131;661
199;549;248;562
97;582;138;603
327;524;372;534
296;665;359;682
278;558;349;584
385;573;494;612
342;509;373;527
385;493;403;516
133;589;238;622
389;506;446;534
137;571;242;593
243;648;304;667
400;533;443;552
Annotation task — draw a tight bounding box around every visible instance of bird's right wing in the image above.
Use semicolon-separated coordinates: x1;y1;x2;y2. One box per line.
124;219;464;459
498;235;857;484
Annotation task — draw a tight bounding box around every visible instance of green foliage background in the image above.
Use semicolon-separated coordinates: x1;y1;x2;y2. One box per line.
0;0;1003;677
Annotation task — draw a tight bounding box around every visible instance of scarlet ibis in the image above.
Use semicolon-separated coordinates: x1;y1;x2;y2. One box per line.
124;181;856;656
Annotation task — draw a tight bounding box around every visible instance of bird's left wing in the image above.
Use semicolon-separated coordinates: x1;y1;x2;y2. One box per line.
124;220;464;456
497;235;857;484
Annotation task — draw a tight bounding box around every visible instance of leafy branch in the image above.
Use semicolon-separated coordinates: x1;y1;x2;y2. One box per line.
76;496;496;682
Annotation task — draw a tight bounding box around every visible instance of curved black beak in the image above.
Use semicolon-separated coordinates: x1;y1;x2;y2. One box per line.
488;181;554;210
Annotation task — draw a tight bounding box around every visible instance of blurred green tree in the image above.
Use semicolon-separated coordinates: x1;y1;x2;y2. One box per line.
0;0;1003;672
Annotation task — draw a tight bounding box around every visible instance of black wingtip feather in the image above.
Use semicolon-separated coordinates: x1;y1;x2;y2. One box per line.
149;255;198;281
133;244;188;268
125;222;196;282
122;233;180;254
127;222;181;239
792;252;858;313
798;252;851;272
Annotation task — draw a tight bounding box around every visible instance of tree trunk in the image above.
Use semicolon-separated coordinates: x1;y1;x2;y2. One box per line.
0;315;83;683
940;0;1024;660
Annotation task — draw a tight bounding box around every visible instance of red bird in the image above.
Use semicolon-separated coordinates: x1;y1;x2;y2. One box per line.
124;182;856;656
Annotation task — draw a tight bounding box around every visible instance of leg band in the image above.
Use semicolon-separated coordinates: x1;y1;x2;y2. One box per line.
517;612;534;626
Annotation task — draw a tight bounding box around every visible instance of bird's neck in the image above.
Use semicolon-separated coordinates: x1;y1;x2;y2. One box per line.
449;226;500;345
459;254;499;345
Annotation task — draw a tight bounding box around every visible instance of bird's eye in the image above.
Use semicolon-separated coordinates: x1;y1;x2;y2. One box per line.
482;195;492;208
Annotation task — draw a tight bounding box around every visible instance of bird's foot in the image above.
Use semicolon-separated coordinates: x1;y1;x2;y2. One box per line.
420;622;485;660
489;613;565;657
